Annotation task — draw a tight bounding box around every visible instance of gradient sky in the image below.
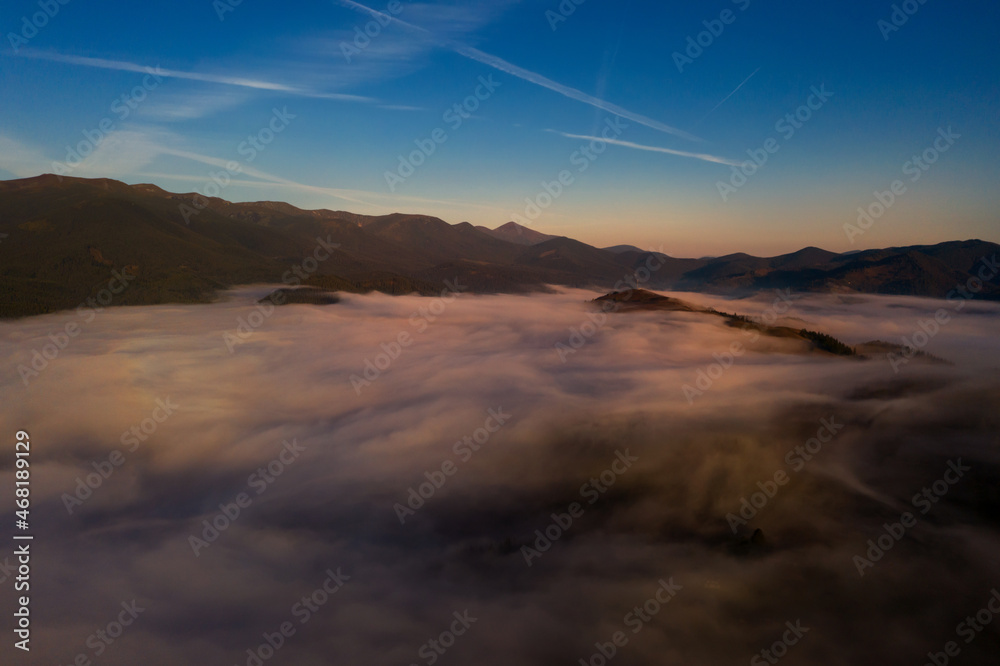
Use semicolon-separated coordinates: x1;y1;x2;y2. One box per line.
1;0;997;256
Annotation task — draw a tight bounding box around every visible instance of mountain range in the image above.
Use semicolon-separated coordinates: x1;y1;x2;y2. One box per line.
1;175;997;318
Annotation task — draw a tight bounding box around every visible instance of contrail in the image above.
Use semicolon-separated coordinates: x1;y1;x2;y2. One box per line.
335;0;701;142
17;50;376;103
157;146;375;206
697;67;761;124
549;131;742;166
138;149;509;212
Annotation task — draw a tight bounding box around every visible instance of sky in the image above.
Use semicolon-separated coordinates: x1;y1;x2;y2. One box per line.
0;0;997;256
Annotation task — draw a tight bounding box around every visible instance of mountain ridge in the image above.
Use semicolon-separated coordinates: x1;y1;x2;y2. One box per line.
1;175;997;318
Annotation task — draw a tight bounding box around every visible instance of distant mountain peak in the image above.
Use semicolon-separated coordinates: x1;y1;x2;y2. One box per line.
496;221;530;233
477;221;560;246
603;244;651;254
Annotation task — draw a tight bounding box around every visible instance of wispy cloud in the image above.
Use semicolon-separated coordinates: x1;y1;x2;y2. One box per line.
132;143;511;213
0;134;51;177
548;130;742;166
335;0;700;142
402;0;524;39
0;123;511;219
141;89;252;122
0;124;379;207
153;145;375;206
16;50;377;103
377;104;427;112
70;128;176;178
133;168;507;213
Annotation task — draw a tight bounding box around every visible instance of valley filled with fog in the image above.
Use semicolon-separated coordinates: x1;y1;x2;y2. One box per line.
2;288;999;665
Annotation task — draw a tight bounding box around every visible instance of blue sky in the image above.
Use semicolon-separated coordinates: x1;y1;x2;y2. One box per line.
1;0;997;255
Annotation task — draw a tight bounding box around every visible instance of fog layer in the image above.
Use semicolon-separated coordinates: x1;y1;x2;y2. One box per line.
2;288;999;665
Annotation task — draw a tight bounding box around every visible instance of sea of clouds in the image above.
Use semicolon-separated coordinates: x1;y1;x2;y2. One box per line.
1;287;999;665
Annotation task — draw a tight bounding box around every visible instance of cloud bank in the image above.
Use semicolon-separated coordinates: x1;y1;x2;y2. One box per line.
1;289;999;665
